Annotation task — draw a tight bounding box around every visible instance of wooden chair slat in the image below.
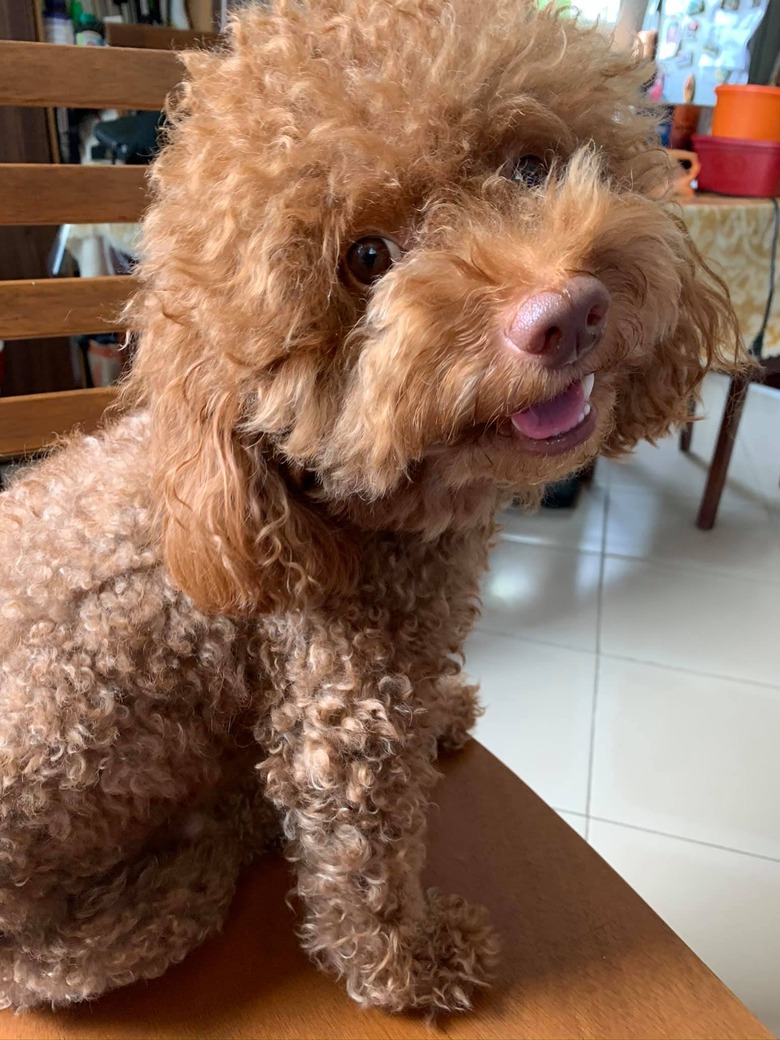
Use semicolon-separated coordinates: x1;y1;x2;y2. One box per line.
0;40;182;111
0;164;149;225
0;276;134;339
105;22;221;51
0;387;117;459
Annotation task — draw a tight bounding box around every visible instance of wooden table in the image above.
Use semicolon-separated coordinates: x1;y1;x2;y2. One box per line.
678;194;780;528
680;194;780;358
0;743;770;1040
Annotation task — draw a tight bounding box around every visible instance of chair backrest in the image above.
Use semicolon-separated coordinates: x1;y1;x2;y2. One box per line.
0;39;185;460
104;21;220;51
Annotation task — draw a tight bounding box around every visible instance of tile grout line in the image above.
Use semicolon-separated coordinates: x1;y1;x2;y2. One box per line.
608;554;780;578
597;650;780;692
584;657;601;845
472;627;780;692
552;808;780;865
601;549;780;590
498;533;604;557
584;476;610;842
584;813;780;866
475;627;595;655
498;532;780;589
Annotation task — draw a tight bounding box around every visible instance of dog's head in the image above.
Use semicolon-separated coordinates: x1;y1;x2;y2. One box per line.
128;0;742;614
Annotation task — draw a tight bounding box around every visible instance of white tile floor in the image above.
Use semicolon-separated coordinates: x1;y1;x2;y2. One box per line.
465;373;780;1036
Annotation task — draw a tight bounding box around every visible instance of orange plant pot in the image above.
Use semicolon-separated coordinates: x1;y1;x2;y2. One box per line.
712;85;780;143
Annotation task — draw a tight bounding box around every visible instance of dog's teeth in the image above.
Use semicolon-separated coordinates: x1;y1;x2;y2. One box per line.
582;373;595;401
583;402;591;417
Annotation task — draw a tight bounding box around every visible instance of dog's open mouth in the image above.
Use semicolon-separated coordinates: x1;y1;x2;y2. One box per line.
509;373;597;455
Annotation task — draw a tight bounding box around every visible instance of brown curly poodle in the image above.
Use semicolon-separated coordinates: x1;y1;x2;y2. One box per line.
0;0;741;1015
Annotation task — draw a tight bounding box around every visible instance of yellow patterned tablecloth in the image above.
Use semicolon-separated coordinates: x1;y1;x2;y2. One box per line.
680;196;779;359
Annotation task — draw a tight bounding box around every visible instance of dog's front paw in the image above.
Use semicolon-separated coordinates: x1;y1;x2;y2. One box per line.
408;888;500;1013
434;678;483;751
343;889;499;1015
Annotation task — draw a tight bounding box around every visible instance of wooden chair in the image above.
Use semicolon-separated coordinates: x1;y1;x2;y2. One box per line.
104;20;220;51
0;743;770;1039
679;196;780;530
0;39;772;1040
681;359;780;530
0;39;182;462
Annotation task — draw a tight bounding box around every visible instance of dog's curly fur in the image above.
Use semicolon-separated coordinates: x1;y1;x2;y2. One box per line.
0;0;742;1015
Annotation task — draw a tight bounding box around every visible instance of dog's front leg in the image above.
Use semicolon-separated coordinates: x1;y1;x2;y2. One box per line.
260;672;498;1013
428;672;483;751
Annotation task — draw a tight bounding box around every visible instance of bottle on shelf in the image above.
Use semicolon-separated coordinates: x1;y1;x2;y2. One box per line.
43;0;75;44
75;12;106;45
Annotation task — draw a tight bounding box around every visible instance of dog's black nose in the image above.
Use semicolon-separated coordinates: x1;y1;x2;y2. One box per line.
505;275;611;368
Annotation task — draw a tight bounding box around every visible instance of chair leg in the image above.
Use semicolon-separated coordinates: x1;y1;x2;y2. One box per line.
679;399;695;453
696;374;750;531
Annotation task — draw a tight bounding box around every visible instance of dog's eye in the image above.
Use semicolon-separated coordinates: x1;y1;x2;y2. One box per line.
345;237;402;286
502;154;548;187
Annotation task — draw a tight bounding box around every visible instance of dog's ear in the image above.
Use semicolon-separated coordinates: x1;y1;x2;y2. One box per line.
149;385;350;618
603;218;748;455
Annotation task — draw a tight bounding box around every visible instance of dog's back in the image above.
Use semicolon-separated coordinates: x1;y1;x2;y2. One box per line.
0;415;253;885
0;414;160;668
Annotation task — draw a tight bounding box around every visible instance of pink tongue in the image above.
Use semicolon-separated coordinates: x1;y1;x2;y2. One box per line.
511;381;585;440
